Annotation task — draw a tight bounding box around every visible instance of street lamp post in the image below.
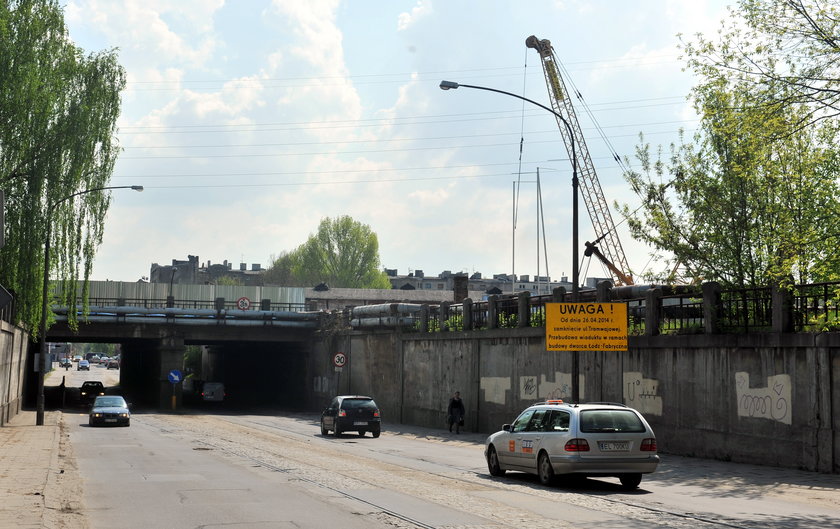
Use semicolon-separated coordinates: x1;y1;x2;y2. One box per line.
440;81;581;402
167;267;178;308
36;185;143;426
439;81;579;300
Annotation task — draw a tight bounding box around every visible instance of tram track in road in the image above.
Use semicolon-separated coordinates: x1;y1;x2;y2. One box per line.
198;443;440;529
224;415;758;529
135;415;442;529
139;414;765;529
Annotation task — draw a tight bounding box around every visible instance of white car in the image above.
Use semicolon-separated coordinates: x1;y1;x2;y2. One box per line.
201;382;225;402
485;400;659;490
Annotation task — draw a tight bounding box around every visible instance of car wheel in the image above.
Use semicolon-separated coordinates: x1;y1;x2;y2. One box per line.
124;420;130;427
88;418;94;427
333;425;341;437
371;427;380;438
619;473;642;490
320;420;328;436
487;446;506;477
538;452;556;486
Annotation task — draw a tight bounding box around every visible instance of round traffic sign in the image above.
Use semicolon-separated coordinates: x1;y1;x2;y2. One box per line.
168;369;182;384
333;352;346;368
236;296;251;310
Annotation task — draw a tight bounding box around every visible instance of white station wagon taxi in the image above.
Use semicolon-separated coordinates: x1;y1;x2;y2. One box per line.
485;400;659;490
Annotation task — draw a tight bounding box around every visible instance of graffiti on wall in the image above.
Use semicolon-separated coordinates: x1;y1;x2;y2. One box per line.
735;372;791;425
623;372;663;416
518;372;584;402
480;376;512;405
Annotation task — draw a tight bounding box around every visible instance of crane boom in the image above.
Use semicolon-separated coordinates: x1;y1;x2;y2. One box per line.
526;35;633;286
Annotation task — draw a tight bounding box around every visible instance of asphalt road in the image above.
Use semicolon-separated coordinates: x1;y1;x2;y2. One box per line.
63;405;840;529
46;358;120;391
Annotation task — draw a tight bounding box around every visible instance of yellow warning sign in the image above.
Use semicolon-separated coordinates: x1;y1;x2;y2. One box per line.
545;303;628;351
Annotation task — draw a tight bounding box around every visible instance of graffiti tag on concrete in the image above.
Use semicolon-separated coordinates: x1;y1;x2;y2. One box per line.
735;372;791;425
735;371;791;424
518;372;584;402
623;372;663;416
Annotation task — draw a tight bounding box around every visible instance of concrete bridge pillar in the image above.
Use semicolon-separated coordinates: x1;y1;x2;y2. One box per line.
202;346;223;383
155;334;185;411
119;342;149;403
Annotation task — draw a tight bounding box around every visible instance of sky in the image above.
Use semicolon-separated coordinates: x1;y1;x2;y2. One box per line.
63;0;732;284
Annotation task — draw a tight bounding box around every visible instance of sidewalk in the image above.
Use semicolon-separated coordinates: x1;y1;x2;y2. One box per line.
0;410;86;529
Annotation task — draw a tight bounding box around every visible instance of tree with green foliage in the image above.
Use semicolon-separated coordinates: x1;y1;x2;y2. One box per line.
262;251;299;286
0;0;125;333
264;216;392;289
680;0;839;131
620;0;839;287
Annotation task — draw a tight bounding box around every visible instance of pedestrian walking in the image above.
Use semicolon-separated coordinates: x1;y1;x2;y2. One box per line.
447;391;465;433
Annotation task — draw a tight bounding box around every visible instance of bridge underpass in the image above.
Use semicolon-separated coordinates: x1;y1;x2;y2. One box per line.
44;305;319;411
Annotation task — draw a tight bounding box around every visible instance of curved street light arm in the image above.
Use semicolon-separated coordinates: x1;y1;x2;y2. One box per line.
439;80;580;298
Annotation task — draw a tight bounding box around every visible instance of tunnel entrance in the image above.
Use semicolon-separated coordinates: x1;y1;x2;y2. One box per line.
41;342;124;409
37;334;313;413
182;341;310;411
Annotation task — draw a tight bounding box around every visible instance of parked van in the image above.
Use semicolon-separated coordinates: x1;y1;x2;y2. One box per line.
201;382;225;402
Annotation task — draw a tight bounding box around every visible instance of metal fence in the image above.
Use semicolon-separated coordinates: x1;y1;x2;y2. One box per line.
382;280;840;335
719;286;773;333
793;282;840;331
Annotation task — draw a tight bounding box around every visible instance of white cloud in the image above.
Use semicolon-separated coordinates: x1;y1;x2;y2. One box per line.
397;1;432;31
67;0;224;68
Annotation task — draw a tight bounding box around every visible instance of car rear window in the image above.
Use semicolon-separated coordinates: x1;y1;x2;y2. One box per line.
579;410;646;433
341;398;376;410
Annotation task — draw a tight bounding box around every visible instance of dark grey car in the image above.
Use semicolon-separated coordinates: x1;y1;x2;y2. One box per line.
89;395;130;427
320;395;381;438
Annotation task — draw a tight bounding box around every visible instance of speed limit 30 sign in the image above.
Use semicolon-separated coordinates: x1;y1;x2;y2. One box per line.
333;352;346;368
236;296;251;310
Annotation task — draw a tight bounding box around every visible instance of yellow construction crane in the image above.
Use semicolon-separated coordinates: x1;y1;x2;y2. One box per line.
526;35;634;286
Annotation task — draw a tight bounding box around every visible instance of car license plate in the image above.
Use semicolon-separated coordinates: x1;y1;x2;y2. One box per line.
598;441;629;451
353;421;367;426
105;419;117;423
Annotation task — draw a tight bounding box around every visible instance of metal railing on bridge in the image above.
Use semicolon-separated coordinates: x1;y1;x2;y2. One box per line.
53;302;319;328
42;281;316;328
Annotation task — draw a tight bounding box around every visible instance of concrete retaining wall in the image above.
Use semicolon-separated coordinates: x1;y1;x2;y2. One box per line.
310;328;839;473
0;320;28;425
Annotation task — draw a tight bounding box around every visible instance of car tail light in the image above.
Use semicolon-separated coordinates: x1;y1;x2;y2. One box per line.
338;410;346;417
564;439;590;452
373;409;380;417
640;438;657;452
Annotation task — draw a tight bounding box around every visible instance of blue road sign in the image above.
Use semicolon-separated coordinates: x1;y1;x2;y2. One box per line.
168;369;182;384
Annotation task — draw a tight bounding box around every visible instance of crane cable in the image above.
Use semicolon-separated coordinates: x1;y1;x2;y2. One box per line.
555;55;636;281
512;48;529;289
514;48;529;231
555;59;629;173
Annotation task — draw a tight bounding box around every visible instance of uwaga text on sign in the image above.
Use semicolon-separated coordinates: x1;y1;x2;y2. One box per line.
545;303;628;351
